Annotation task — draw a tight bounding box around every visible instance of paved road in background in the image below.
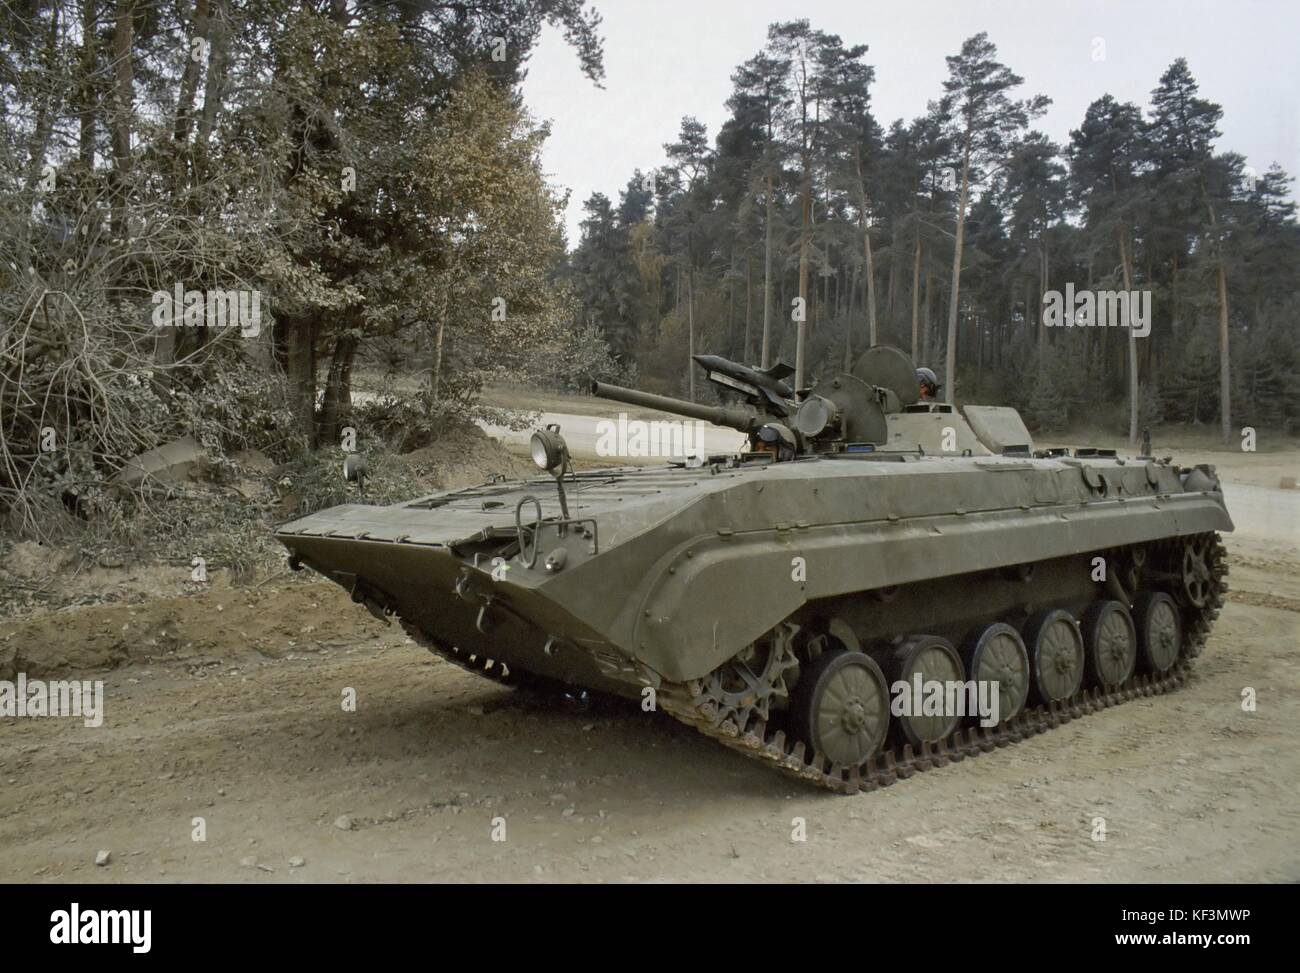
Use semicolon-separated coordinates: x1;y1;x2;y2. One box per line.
1220;481;1300;547
477;411;746;461
348;390;747;460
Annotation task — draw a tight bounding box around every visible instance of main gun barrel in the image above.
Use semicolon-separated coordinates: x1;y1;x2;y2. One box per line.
589;380;763;435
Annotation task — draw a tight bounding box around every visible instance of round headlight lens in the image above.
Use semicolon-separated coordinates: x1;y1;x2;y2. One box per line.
530;431;559;471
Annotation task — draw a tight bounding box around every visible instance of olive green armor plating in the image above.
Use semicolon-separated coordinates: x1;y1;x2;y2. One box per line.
277;346;1232;792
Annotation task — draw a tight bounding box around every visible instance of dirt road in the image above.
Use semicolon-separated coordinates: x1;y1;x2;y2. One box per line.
2;452;1297;883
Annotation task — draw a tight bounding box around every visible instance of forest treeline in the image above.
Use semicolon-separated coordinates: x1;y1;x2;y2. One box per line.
1;0;612;532
565;23;1300;441
2;4;1297;538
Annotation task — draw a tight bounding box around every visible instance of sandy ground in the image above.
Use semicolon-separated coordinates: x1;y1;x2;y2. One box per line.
1;445;1297;883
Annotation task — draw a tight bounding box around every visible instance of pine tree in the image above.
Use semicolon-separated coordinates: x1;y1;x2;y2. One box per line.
936;33;1049;401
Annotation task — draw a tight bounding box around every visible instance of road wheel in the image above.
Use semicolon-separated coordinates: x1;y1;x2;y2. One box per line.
789;649;890;767
1024;609;1085;704
1134;590;1182;674
889;635;964;749
1082;600;1138;688
961;622;1030;725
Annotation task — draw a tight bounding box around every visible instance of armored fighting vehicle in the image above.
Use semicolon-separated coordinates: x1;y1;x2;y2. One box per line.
276;346;1230;792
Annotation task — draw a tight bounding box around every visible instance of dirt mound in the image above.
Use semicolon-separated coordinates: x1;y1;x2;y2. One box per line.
0;575;395;681
400;422;536;490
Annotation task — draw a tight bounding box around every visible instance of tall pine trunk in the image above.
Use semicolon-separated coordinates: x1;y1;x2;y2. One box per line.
172;0;210;155
109;1;135;241
195;0;228;182
922;272;933;364
1036;241;1049;378
1215;262;1231;443
910;232;922;361
1201;189;1232;443
944;136;972;399
864;230;877;348
795;166;812;389
24;9;61;195
283;314;316;447
726;246;736;359
761;169;774;368
1119;228;1139;445
846;259;859;369
687;267;696;402
319;334;358;446
744;252;753;363
79;0;97;167
853;145;878;348
431;279;452;401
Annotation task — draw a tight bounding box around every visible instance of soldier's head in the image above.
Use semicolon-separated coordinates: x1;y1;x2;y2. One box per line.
751;423;796;461
917;367;939;400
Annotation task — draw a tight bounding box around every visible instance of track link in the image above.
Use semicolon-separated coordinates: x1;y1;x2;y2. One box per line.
658;533;1228;794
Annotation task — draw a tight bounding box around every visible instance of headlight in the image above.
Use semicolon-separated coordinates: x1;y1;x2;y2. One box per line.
530;429;566;472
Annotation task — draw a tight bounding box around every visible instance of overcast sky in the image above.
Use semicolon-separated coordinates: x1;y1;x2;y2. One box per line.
519;0;1300;247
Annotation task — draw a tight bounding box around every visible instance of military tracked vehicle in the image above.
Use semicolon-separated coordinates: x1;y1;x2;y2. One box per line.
276;346;1230;793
